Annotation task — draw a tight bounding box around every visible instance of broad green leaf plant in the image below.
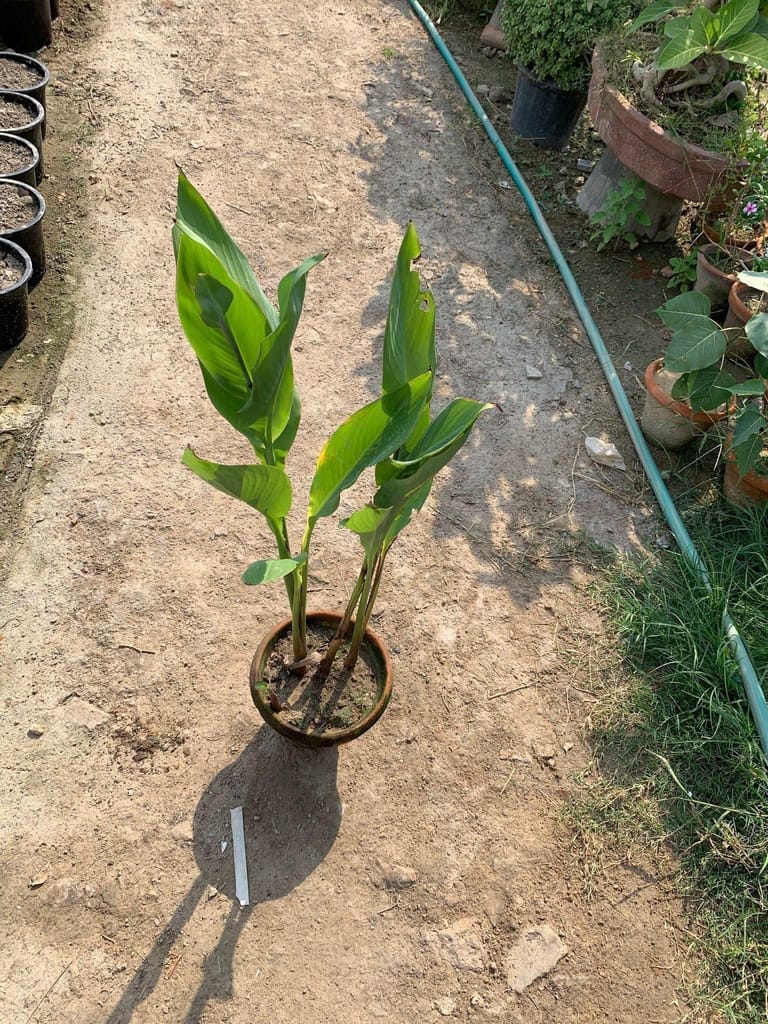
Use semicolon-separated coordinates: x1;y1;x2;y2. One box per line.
655;279;768;474
628;0;768;111
174;173;491;674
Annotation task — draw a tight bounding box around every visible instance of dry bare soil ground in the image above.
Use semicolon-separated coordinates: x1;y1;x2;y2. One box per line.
1;1;691;1022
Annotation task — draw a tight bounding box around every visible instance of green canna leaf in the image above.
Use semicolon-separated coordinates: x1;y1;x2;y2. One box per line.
182;447;293;519
242;555;306;586
308;371;433;520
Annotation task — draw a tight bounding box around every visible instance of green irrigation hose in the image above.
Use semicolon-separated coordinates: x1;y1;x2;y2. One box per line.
405;0;768;756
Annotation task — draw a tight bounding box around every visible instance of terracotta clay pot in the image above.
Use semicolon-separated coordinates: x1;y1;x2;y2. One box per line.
724;450;768;507
249;610;393;748
723;280;763;360
588;45;736;201
694;244;752;309
641;358;729;450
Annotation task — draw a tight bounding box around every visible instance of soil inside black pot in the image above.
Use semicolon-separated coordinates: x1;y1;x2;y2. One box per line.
0;136;32;175
0;98;33;131
260;622;381;734
0;247;25;287
0;59;43;91
0;184;36;230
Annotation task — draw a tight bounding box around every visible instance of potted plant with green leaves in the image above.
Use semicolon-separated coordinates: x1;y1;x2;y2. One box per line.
501;0;639;149
644;279;768;503
643;290;736;449
173;173;492;747
581;0;768;237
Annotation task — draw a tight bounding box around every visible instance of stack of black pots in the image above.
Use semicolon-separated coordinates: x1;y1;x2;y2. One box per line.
0;2;57;350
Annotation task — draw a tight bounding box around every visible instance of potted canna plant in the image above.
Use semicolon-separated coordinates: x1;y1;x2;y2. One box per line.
173;173;492;746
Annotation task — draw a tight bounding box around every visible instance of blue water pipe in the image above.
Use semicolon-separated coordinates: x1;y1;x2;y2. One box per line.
405;0;768;756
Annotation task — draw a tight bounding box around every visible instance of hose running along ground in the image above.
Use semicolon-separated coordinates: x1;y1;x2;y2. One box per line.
405;0;768;756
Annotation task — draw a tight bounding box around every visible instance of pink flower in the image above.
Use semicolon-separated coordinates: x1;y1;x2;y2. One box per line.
743;201;759;216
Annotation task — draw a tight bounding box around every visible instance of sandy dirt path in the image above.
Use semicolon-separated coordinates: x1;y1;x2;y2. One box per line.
0;1;685;1021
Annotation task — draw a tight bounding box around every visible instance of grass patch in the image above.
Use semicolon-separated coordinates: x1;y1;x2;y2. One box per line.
572;498;768;1022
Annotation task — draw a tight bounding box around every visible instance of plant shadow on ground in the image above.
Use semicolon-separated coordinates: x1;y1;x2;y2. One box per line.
571;499;768;1022
105;728;341;1024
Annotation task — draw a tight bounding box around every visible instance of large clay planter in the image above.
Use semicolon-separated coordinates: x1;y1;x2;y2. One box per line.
724;450;768;507
694;244;752;309
641;358;729;450
588;45;735;201
249;610;393;748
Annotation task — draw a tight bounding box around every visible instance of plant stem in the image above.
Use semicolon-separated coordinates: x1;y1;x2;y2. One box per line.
344;550;385;671
317;561;368;675
291;519;316;664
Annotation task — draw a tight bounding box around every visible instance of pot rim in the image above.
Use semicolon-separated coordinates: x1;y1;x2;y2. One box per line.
0;132;39;177
724;436;768;493
697;243;752;281
728;278;763;321
644;358;729;425
250;609;393;748
0;90;45;131
0;236;32;293
0;177;45;236
0;52;49;91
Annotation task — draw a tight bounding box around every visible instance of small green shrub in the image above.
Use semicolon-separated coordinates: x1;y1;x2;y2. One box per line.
501;0;639;92
590;176;649;250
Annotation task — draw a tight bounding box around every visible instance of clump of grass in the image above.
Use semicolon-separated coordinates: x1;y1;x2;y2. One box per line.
572;499;768;1022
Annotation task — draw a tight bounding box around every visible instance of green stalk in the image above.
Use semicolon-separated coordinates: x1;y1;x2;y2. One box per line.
317;560;368;675
344;550;385;671
291;518;316;663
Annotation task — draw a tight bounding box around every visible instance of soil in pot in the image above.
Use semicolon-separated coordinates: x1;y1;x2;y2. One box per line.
259;622;381;734
0;93;44;180
0;179;45;285
0;55;48;140
0;182;37;230
0;244;26;288
0;134;37;186
0;97;34;132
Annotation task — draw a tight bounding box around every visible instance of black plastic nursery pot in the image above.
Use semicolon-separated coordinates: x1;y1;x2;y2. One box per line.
0;177;45;285
0;91;44;180
0;0;53;52
510;65;587;150
0;237;32;349
50;0;59;21
0;53;49;135
0;132;39;186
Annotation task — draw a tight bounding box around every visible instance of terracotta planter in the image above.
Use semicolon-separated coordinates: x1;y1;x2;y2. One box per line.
588;45;735;201
641;358;729;450
694;244;752;309
724;280;762;360
249;610;393;748
702;218;760;252
724;450;768;507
